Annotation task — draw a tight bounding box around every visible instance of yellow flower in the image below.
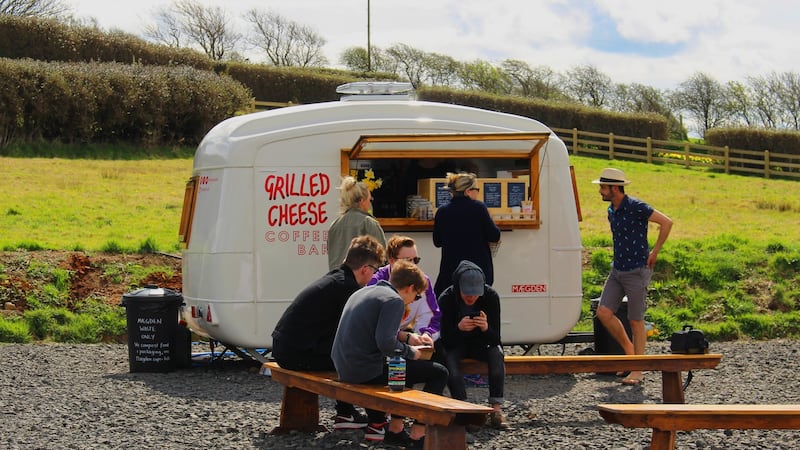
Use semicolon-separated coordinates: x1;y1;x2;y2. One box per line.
356;168;383;191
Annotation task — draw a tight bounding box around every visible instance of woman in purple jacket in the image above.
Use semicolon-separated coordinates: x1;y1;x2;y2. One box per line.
369;235;441;346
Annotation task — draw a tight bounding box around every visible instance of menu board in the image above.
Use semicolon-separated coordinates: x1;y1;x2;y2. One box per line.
483;182;502;208
434;182;451;208
507;182;527;207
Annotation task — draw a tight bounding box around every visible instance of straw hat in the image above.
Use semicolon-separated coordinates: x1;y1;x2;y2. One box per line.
591;168;631;186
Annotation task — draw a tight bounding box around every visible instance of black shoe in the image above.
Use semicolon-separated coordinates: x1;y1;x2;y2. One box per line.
406;436;425;449
333;411;369;430
384;429;412;447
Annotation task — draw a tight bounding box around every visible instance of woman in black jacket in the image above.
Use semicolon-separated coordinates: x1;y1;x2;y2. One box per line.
432;172;501;296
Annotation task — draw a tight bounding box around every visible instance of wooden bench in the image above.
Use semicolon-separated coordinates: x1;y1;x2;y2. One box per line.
459;353;722;403
598;403;800;450
264;361;492;450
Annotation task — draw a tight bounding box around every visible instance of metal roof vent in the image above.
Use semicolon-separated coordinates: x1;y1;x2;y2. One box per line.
336;81;416;101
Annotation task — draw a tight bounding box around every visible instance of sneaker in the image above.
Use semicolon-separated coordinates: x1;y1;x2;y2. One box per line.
406;436;425;449
333;411;369;430
384;429;412;447
489;410;511;431
364;421;387;442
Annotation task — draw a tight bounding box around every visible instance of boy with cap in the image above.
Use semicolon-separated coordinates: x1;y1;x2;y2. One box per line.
438;260;509;430
592;168;673;386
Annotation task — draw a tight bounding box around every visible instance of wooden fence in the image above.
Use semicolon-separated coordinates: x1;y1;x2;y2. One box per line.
246;99;800;181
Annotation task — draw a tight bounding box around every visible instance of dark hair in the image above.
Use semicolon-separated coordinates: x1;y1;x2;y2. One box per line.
389;259;427;293
343;235;385;269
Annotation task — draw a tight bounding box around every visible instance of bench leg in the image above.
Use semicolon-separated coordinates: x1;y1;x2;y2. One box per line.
650;428;676;450
425;425;466;450
270;386;327;434
661;371;685;404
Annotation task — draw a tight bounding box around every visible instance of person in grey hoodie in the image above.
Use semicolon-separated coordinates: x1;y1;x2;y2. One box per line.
438;260;510;430
332;259;448;449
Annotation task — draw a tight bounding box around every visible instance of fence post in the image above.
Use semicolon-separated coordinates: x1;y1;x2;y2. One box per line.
646;137;652;163
609;132;615;160
764;150;771;179
684;142;690;168
572;128;579;155
249;97;255;112
724;146;730;174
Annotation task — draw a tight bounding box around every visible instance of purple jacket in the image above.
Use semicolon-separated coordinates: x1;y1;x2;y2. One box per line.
368;264;442;340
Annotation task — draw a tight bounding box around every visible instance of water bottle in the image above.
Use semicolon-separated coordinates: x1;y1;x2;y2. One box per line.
388;349;406;392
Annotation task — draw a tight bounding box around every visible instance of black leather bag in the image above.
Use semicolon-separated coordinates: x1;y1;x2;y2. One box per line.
670;325;709;354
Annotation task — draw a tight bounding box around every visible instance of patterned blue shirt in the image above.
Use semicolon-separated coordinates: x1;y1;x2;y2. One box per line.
608;195;654;271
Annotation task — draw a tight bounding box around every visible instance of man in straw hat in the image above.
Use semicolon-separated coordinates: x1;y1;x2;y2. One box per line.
592;168;673;386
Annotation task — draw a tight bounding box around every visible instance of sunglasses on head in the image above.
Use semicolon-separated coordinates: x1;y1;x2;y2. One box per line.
467;187;480;192
401;256;421;264
414;292;423;301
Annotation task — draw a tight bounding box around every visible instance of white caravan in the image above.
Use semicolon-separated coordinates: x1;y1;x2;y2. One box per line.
179;84;583;357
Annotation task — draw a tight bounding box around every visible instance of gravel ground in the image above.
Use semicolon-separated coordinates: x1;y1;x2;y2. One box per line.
1;340;799;449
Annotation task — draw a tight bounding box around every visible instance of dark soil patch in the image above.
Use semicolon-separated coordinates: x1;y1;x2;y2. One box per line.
0;251;182;314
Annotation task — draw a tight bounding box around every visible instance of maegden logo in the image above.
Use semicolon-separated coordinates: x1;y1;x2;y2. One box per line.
511;284;547;293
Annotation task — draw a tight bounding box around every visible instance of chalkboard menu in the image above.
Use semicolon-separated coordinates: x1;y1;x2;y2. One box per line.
507;182;527;207
434;182;451;208
483;182;502;208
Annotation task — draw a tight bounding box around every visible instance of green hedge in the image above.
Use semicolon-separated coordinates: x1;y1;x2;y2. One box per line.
0;58;251;146
418;87;669;140
0;16;213;70
706;127;800;156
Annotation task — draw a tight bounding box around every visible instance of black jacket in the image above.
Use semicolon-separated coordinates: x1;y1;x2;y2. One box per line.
271;265;361;356
438;261;502;349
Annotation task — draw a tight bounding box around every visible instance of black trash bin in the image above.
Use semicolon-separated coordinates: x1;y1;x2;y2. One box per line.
121;284;186;372
591;297;633;355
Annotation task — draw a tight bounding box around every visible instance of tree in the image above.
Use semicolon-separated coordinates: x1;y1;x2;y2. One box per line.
385;43;428;88
459;59;512;94
562;64;613;108
725;80;755;127
244;8;327;67
774;71;800;130
500;59;562;100
0;0;69;17
671;72;730;137
144;6;185;48
422;52;460;87
145;0;241;61
340;45;396;74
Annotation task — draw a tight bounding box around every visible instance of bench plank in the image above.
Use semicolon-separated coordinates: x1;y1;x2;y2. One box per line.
265;362;492;450
598;404;800;450
461;354;721;404
460;354;722;375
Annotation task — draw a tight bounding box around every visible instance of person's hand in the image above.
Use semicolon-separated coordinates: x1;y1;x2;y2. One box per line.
407;333;425;346
459;315;479;331
418;333;434;347
472;311;488;332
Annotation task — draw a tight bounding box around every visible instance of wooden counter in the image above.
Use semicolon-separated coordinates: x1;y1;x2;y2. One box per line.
377;217;539;232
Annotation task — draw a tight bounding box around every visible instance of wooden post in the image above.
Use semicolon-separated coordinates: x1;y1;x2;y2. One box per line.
684;142;690;168
646;137;652;163
765;150;771;179
572;128;579;155
608;133;615;160
724;146;730;174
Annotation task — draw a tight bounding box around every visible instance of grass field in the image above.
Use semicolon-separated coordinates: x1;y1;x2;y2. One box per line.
1;157;192;252
1;152;799;342
2;154;798;251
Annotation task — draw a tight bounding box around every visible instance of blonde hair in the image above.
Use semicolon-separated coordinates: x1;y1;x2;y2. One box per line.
446;172;477;194
339;176;370;213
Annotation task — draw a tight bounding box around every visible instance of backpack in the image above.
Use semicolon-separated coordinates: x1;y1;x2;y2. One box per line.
669;325;710;354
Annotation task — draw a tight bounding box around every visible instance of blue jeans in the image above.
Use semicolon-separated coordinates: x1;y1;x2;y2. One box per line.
444;343;505;405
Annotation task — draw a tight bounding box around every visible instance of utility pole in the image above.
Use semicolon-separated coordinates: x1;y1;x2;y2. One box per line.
367;0;372;72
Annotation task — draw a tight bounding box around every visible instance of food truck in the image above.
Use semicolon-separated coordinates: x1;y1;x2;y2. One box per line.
179;83;583;358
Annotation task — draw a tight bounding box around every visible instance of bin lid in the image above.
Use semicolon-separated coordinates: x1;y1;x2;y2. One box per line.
122;284;182;305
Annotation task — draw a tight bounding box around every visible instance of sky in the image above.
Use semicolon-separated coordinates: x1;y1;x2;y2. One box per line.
66;0;800;91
